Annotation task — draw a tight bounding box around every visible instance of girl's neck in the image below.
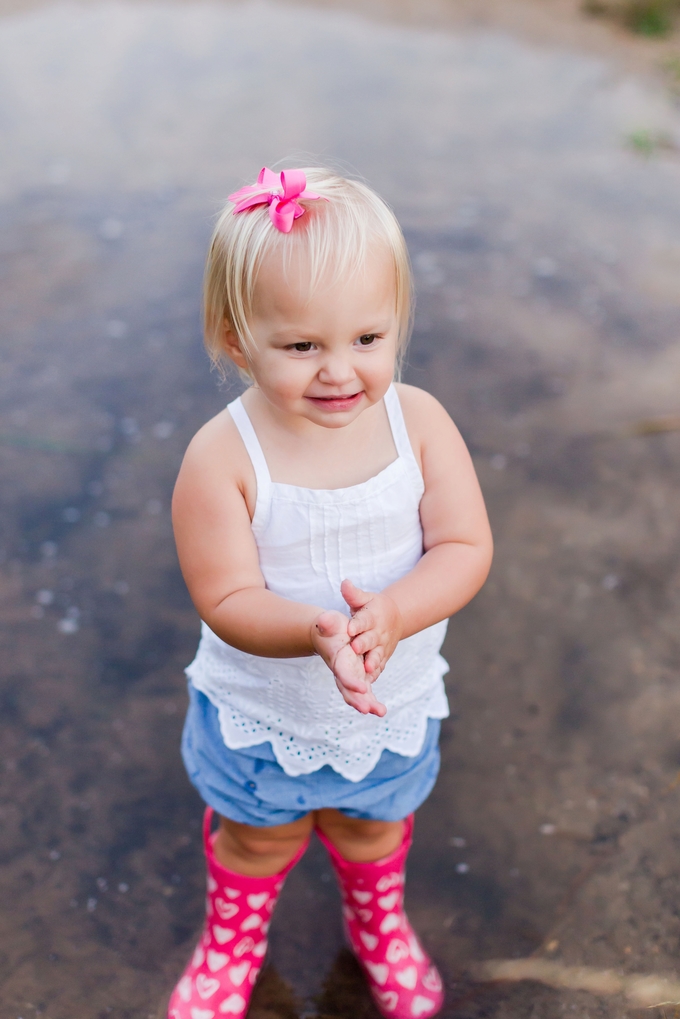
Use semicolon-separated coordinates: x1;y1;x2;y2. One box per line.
241;387;398;490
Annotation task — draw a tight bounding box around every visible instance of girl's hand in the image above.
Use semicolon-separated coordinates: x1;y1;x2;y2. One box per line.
342;579;403;681
311;610;387;717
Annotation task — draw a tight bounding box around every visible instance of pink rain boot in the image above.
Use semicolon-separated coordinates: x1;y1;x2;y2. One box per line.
316;816;444;1019
168;807;309;1019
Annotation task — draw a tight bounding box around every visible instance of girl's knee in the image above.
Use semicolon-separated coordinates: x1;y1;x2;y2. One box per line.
315;810;404;862
317;809;398;837
219;813;313;860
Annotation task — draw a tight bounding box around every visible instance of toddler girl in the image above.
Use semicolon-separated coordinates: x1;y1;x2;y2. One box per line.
169;166;493;1019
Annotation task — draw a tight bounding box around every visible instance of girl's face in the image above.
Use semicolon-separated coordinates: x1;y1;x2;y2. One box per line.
225;246;400;429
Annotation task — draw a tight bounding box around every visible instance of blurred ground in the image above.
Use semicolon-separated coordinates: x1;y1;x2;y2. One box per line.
0;2;680;1018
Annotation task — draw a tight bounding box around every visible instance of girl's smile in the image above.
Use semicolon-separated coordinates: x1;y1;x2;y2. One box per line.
304;391;364;413
222;245;399;434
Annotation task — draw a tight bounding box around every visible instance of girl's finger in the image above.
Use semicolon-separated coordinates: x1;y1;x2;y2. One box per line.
347;608;372;636
343;690;371;714
350;690;385;717
367;693;387;717
340;681;386;716
363;648;383;675
334;653;369;692
341;578;371;613
349;630;378;655
315;611;345;638
336;672;367;694
350;603;373;627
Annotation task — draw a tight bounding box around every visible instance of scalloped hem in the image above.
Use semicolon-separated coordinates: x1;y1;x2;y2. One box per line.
210;688;449;783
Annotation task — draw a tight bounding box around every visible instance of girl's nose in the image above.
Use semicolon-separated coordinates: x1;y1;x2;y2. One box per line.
317;356;356;386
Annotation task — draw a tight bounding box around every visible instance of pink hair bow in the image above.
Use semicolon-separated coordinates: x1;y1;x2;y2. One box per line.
227;167;325;234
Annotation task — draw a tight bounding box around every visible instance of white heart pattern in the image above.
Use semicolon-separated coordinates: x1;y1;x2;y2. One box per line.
178;976;193;1002
359;931;378;951
411;995;436;1016
195;974;220;999
365;961;389;986
212;925;236;945
206;950;228;973
247;892;268;910
224;887;240;899
192;946;205;968
351;889;373;904
207;875;218;893
379;912;401;934
376;990;399;1012
395;966;418;991
386;939;410;964
233;936;254;957
240;913;262;932
408;934;425;963
376;872;401;892
422;967;442;992
191;1009;214;1019
228;962;250;986
218;995;246;1014
356;908;373;923
214;899;239;921
377;891;400;911
252;940;268;958
342;904;355;922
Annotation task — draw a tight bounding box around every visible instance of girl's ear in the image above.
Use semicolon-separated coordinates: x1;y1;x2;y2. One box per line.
222;324;250;372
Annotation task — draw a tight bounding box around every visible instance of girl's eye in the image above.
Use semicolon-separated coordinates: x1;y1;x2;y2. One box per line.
290;342;313;352
357;334;376;346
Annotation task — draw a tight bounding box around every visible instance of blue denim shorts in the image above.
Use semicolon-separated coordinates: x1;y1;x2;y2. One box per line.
181;684;441;827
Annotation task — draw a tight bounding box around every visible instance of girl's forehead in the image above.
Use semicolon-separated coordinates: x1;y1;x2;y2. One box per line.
254;245;396;314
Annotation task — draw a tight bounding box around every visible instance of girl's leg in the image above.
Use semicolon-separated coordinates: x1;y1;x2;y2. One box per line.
215;813;314;876
315;809;403;862
167;808;311;1019
315;809;444;1019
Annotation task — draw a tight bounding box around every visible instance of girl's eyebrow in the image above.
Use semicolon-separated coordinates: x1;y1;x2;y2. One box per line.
270;320;393;343
270;328;321;341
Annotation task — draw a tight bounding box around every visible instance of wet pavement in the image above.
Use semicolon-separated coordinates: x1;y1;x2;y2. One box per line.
1;2;680;1017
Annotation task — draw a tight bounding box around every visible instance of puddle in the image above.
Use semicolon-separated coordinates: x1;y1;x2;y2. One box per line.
1;2;680;1017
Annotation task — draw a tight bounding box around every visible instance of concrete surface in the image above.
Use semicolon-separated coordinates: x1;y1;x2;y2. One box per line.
1;2;680;1017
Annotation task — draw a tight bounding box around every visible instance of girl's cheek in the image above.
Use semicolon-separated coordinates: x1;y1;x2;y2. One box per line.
267;361;313;397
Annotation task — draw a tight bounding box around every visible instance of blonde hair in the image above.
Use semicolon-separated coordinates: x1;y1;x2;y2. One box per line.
203;167;413;379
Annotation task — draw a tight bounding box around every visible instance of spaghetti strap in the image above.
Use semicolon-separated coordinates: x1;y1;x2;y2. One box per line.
384;385;423;486
227;396;272;527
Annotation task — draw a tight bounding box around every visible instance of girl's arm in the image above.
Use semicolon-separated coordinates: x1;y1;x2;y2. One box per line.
346;384;493;677
172;410;385;715
172;410;319;657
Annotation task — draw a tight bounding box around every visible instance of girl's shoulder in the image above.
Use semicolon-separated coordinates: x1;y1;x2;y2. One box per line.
183;404;246;467
394;382;447;417
393;383;457;463
174;404;257;515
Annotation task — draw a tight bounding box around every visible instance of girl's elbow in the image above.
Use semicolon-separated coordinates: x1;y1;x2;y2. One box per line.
479;537;494;582
464;539;492;597
480;552;493;589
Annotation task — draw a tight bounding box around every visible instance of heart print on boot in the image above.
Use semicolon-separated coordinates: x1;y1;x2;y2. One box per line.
167;807;309;1019
316;814;444;1018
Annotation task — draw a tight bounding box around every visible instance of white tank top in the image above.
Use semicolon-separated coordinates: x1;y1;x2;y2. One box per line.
186;384;449;782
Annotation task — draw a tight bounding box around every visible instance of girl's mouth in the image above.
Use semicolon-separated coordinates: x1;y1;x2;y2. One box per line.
306;392;363;412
